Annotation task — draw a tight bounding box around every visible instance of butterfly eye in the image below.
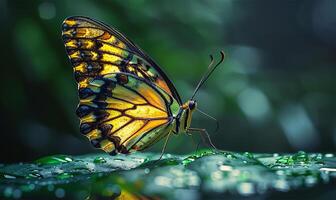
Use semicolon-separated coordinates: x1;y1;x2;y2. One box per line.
188;101;197;110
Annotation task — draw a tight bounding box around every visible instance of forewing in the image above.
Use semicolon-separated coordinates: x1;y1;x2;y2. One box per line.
77;72;177;154
62;16;182;104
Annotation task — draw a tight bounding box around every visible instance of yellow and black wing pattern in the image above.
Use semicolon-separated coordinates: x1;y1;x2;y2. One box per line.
62;16;180;154
62;16;181;103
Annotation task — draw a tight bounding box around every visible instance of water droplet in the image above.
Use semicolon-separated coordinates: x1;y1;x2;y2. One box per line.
94;156;106;164
26;170;43;179
161;159;179;166
243;152;254;159
182;156;196;165
325;153;334;158
73;167;91;173
86;163;96;172
315;153;323;160
4;174;17;179
57;172;73;180
292;151;309;164
225;153;236;159
320;167;336;172
35;155;73;165
144;168;150;174
143;157;150;163
275;151;326;166
276;155;294;165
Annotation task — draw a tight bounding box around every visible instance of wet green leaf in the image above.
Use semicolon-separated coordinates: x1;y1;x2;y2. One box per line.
1;150;336;199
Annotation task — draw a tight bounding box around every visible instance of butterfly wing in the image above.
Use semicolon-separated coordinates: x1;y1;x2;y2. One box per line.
62;16;183;154
62;16;182;104
76;72;179;154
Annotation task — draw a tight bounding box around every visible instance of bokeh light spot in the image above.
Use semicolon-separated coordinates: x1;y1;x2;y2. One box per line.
278;105;319;150
237;87;271;121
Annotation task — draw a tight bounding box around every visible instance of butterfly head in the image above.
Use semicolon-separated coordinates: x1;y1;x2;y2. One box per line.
188;100;197;111
177;100;197;133
177;52;225;134
181;100;197;111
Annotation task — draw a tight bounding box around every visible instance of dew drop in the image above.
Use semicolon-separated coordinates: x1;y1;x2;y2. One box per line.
94;156;106;164
325;153;334;158
57;172;73;180
35;155;73;165
4;174;17;179
144;168;150;174
243;152;254;159
26;170;43;179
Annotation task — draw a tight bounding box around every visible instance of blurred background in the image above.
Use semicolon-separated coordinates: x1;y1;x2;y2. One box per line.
1;0;336;163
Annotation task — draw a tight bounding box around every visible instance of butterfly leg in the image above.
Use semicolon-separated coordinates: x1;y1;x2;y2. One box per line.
156;130;173;162
187;128;219;152
190;134;201;153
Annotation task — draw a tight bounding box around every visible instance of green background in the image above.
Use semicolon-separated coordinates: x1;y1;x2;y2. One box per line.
1;0;336;163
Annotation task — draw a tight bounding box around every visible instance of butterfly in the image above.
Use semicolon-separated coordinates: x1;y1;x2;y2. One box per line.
62;16;224;155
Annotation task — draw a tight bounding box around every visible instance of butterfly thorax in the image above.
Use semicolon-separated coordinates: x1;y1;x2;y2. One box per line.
174;100;197;134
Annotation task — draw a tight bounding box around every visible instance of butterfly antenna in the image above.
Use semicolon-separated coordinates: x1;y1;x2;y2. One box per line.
191;54;214;100
196;108;219;134
190;51;225;100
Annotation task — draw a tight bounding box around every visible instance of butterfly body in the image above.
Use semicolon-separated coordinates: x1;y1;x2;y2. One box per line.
174;100;197;134
62;16;199;155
